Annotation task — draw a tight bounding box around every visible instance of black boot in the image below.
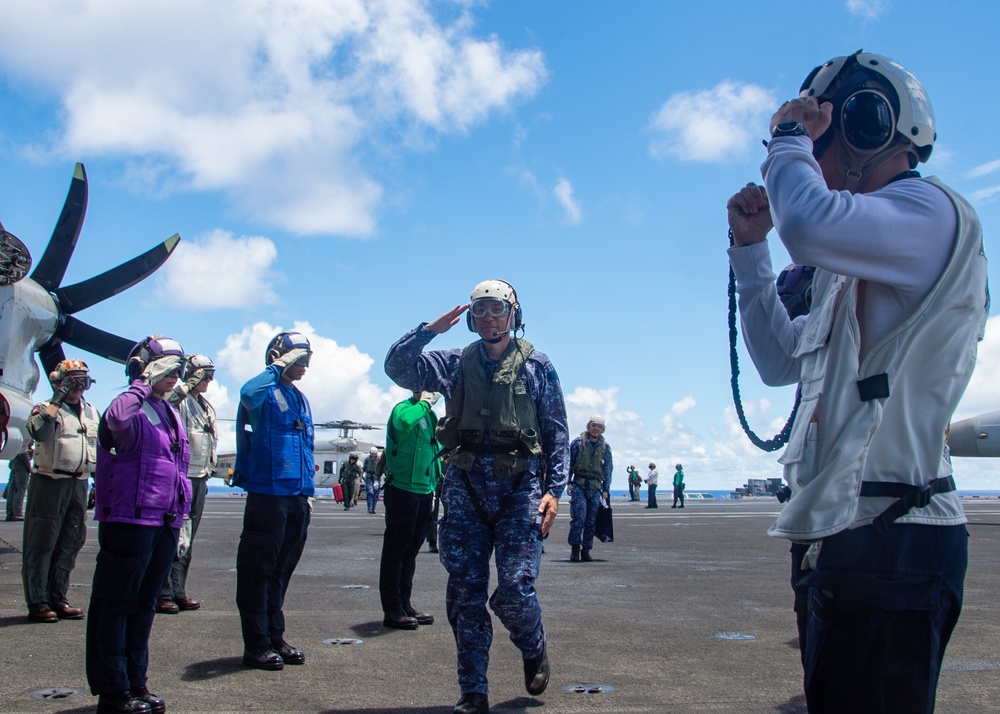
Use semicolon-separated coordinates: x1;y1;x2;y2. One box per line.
524;645;550;695
570;545;580;562
581;547;593;562
453;692;489;713
96;692;151;714
130;687;165;714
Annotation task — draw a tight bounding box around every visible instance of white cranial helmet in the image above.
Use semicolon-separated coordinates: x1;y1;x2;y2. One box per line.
800;51;934;163
470;279;516;304
467;279;522;333
184;354;215;380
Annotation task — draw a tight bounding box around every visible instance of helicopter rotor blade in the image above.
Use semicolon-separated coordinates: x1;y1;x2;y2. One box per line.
314;420;383;431
30;163;88;291
53;234;181;314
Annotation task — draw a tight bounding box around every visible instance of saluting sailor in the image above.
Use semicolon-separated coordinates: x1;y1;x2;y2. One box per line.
385;279;569;714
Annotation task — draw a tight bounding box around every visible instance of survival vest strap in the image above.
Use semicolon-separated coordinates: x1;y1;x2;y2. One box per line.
572;434;606;490
437;338;541;477
860;475;957;533
454;467;527;532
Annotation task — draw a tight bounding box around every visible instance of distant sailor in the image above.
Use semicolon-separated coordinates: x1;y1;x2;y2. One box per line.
626;464;641;502
23;359;100;624
234;331;314;671
385;279;569;714
672;464;685;509
644;462;658;509
157;354;218;614
339;453;363;511
566;415;612;562
363;446;381;514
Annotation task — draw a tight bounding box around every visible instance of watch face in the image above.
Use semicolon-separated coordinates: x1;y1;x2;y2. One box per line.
773;121;807;137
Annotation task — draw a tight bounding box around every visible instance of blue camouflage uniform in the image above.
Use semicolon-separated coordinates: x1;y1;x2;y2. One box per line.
567;435;612;550
384;324;569;697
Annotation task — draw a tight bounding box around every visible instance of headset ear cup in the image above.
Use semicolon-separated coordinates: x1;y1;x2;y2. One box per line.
513;305;522;330
841;89;895;152
126;357;144;381
466;312;474;332
266;348;280;365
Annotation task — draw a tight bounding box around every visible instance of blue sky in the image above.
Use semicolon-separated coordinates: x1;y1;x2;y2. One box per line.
2;1;999;491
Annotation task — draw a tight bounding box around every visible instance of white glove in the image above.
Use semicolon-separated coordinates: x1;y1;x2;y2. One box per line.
142;355;183;387
184;368;207;391
272;348;310;370
177;519;192;557
416;391;442;407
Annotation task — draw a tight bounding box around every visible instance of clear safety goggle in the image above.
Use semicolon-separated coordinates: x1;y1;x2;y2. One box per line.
67;374;94;390
470;300;511;319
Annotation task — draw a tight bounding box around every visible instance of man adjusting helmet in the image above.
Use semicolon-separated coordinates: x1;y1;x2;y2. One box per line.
727;51;988;713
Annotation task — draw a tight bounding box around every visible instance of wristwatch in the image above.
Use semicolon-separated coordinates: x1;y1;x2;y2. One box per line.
771;121;809;138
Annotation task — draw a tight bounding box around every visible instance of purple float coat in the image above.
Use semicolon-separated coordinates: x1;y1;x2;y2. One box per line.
94;379;191;527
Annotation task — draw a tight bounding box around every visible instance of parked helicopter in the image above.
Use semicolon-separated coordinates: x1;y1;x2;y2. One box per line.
215;419;385;494
0;163;180;459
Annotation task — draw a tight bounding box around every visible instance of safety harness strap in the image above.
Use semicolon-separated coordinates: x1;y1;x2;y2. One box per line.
861;475;957;532
455;468;526;532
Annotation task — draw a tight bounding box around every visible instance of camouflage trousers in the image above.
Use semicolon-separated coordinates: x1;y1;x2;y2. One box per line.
438;462;545;696
568;485;602;549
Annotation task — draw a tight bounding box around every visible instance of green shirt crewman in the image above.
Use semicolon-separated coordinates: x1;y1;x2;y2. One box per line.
378;392;443;629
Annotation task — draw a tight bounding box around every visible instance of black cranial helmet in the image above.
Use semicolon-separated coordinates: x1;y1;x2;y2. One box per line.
265;331;312;366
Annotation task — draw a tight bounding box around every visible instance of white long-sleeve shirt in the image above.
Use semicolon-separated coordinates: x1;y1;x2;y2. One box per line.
728;136;987;539
731;135;956;376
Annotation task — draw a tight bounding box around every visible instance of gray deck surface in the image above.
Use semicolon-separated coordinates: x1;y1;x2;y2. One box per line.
2;495;998;713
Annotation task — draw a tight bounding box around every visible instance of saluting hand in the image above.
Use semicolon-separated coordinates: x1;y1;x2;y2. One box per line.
427;304;469;335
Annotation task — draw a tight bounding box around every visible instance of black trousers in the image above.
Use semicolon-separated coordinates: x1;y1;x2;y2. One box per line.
791;523;967;713
86;522;178;695
379;484;433;616
235;492;310;650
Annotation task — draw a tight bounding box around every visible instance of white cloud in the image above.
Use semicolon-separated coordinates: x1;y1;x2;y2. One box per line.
211;319;409;453
671;395;696;415
846;0;890;20
970;186;1000;204
552;177;582;224
216;320;407;424
156;229;279;309
953;315;1000;421
648;80;776;163
967;158;1000;179
0;1;546;236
